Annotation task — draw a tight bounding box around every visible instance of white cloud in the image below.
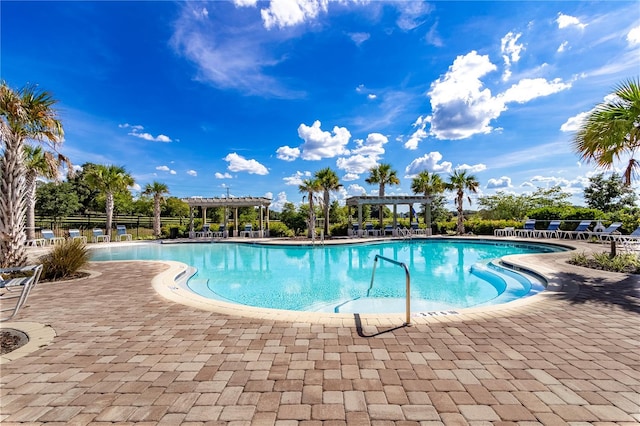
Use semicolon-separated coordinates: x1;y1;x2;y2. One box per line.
351;133;388;156
345;184;367;197
156;165;176;174
186;170;197;177
529;175;571;187
131;183;141;192
501;32;524;81
404;152;452;177
627;25;640;46
283;170;311;186
269;191;288;212
486;176;512;189
404;115;429;150
234;0;257;6
367;94;377;100
425;22;443;47
276;145;301;161
500;78;572;104
297;120;351;160
224;153;269;175
556;13;587;30
118;123;144;131
348;32;370;45
560;111;589;132
557;41;569;53
215;172;233;179
336;154;378;176
261;0;328;29
336;133;388;177
121;123;172;142
456;163;487;173
394;1;433;31
342;173;360;182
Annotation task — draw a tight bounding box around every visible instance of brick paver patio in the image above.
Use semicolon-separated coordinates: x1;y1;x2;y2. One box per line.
1;241;639;425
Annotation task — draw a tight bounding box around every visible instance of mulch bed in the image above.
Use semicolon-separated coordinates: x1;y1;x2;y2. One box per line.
1;330;27;354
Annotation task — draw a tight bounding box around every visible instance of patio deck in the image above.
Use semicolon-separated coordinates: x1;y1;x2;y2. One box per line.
1;239;639;424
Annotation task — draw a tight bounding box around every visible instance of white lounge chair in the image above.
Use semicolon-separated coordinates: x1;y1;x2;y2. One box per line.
240;224;253;237
69;229;87;243
195;223;212;238
494;226;515;237
557;220;592;239
116;225;132;241
41;229;64;246
0;264;43;322
515;219;536;237
533;220;562;238
92;228;110;243
578;222;622;240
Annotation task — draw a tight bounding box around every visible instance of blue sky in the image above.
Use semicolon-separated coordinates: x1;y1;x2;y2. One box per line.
3;1;639;211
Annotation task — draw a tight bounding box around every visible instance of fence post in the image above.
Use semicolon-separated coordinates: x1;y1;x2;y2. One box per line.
137;216;140;239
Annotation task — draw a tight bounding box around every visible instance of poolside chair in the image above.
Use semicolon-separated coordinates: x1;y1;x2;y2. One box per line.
116;225;132;241
0;264;43;322
41;229;65;246
410;222;426;235
579;222;623;241
515;219;536;237
241;223;253;237
533;220;562;238
493;226;515;237
213;223;226;238
556;220;592;239
349;223;361;237
92;228;110;243
614;225;640;242
195;223;212;238
383;224;394;236
68;229;87;243
365;222;378;237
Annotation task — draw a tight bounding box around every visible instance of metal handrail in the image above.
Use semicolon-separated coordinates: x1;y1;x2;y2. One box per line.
368;254;411;325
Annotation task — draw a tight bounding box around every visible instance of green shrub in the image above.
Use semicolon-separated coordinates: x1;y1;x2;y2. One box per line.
268;222;293;237
39;239;90;281
569;251;640;274
330;223;348;236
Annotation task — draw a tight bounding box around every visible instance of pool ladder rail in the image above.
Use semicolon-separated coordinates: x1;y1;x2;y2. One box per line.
369;254;411;325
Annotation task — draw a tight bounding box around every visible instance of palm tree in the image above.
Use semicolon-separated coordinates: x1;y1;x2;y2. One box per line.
23;145;73;240
573;78;640;186
84;165;134;237
142;181;169;238
446;169;480;235
314;167;341;236
0;82;64;267
411;171;445;230
365;163;400;224
299;177;321;238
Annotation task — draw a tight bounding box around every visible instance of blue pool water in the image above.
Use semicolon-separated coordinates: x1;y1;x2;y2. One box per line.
90;239;565;313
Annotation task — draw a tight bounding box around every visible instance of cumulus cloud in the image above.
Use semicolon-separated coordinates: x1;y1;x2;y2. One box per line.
224;153;269;175
336;133;388;178
260;0;328;29
269;191;288;212
560;111;589;132
627;25;640;46
156;165;176;174
186;170;197;177
276;145;301;161
348;32;370;45
345;184;367;197
121;123;172;142
215;172;233;179
529;175;571;187
342;173;360;182
486;176;512;189
336;154;378;177
404;116;429;150
367;94;377;100
456;163;487;173
283;171;311;186
556;13;586;30
427;51;571;140
501;32;524;81
297;120;351;160
405;152;452;177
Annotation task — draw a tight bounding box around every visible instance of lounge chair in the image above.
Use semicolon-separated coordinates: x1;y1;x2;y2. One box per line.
383;225;394;236
515;219;536;237
116;225;132;241
0;264;43;322
614;225;640;242
365;223;378;237
493;226;515;237
195;223;212;238
241;224;253;237
41;229;65;246
349;223;361;237
92;228;110;243
410;222;426;235
557;220;592;239
213;224;226;238
68;229;87;243
533;220;562;238
579;222;622;240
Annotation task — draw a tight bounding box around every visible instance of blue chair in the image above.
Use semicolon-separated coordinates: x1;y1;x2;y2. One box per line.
92;228;110;243
515;219;536;237
195;223;212;238
213;224;226;238
241;224;253;237
116;225;132;241
41;229;65;245
533;220;562;238
384;225;394;236
68;229;87;243
0;264;43;321
580;222;623;240
557;220;592;239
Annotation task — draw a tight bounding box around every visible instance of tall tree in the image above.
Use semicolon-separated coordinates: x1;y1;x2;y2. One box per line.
365;163;400;224
411;171;445;229
84;165;134;236
446;170;480;235
0;82;64;267
573;78;640;186
583;172;637;212
298;177;321;238
23;144;72;239
142;181;169;237
314;167;341;236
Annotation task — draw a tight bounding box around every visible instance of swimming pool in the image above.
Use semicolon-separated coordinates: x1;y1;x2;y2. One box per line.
91;239;566;314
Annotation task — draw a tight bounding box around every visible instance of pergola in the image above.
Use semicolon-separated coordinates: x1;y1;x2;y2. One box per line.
345;195;431;229
181;197;271;237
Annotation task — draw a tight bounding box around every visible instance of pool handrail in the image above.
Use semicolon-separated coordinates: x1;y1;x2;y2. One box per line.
369;254;411;325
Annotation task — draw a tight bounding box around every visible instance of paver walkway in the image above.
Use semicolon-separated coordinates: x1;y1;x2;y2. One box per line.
1;256;639;425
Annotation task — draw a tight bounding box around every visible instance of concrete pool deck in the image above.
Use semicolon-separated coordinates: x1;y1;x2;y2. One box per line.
1;237;639;424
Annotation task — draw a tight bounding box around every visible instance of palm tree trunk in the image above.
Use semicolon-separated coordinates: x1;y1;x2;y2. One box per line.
25;172;37;241
153;196;161;237
0;134;28;267
457;193;465;235
324;190;330;236
105;192;114;238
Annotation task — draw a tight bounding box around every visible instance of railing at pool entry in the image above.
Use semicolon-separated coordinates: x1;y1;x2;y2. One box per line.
368;254;411;325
